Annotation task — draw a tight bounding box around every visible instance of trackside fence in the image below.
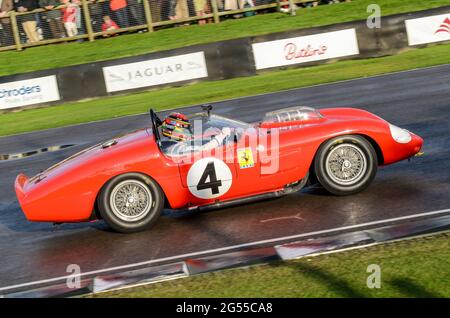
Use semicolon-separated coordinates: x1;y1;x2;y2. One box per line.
0;0;317;51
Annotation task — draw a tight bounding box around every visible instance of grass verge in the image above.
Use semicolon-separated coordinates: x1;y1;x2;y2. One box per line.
91;232;450;297
0;0;449;76
1;42;450;137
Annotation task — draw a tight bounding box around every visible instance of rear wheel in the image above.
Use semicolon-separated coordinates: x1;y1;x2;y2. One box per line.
98;173;164;233
314;135;377;196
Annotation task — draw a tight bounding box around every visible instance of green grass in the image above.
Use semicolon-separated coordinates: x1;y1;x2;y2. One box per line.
1;41;450;137
92;233;450;297
0;0;449;76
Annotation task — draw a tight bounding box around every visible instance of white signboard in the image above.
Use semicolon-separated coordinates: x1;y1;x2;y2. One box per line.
405;14;450;46
0;75;60;110
103;52;208;93
252;28;360;70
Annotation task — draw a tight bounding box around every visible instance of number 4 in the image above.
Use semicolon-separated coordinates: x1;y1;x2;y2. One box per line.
197;162;222;195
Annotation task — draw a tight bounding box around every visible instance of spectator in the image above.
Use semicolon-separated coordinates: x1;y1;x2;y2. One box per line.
169;0;188;20
60;0;78;37
39;0;65;39
72;0;82;35
0;0;14;46
14;0;40;43
101;15;119;36
88;0;103;33
128;0;144;26
194;0;210;25
149;0;161;23
109;0;128;28
224;0;239;10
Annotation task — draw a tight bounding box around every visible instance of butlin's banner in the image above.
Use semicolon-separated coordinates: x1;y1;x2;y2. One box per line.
252;28;360;70
102;52;209;93
0;75;60;110
405;13;450;46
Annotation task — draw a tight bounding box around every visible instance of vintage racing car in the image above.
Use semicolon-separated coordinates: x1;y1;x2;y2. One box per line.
15;106;423;233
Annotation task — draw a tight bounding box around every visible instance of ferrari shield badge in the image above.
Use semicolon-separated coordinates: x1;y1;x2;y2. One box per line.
237;148;255;169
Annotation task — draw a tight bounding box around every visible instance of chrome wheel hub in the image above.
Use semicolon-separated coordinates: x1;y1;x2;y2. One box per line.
325;144;367;186
110;180;152;222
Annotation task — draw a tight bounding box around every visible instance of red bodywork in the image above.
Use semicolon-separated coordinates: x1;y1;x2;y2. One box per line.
15;108;423;223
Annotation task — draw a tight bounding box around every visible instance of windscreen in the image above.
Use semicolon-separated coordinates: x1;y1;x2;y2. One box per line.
263;106;324;123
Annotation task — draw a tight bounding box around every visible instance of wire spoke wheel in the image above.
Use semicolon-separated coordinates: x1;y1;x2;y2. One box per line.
99;173;164;233
109;180;153;222
315;135;377;196
325;144;367;186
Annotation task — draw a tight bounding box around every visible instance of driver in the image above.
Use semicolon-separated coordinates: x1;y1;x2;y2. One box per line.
161;112;231;156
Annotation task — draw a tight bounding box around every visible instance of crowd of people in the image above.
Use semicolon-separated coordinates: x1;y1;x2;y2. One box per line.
0;0;349;46
0;0;147;45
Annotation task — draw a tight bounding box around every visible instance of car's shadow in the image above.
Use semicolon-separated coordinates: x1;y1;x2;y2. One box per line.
0;173;436;235
0;200;96;234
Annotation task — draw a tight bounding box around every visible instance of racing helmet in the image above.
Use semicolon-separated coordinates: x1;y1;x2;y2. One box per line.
161;112;192;142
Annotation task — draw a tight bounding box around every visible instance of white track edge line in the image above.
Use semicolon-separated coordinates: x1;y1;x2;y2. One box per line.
0;208;449;292
90;229;450;296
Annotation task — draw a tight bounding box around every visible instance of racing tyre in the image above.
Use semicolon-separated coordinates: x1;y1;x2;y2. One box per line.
98;173;164;233
314;135;377;196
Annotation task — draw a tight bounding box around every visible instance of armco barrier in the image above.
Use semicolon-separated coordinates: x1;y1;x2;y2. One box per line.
1;5;449;112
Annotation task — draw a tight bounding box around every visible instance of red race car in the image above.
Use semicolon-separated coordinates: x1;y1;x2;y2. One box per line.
15;106;423;233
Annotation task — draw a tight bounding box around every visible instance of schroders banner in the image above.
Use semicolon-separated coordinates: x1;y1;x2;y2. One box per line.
252;29;360;70
0;75;60;110
103;52;208;93
405;13;450;46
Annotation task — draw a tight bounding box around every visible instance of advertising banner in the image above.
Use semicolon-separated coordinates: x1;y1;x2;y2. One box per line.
103;52;208;93
252;29;360;70
405;13;450;46
0;75;60;110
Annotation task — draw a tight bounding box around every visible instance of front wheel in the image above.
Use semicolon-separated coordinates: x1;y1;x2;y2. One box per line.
314;135;377;196
98;173;164;233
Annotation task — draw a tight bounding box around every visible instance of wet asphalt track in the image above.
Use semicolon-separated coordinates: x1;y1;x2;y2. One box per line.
1;64;450;292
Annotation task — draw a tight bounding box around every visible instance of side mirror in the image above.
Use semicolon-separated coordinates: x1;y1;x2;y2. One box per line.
201;104;213;116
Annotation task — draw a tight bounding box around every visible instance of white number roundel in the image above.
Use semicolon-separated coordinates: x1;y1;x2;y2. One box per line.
187;157;232;199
